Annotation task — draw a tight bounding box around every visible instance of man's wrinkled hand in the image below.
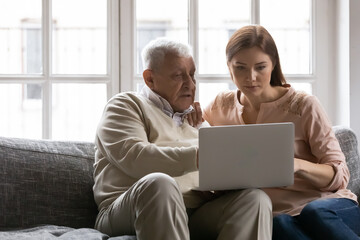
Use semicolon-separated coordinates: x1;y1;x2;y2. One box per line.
187;102;204;128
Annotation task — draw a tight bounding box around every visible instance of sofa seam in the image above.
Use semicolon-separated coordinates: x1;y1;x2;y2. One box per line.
0;144;94;160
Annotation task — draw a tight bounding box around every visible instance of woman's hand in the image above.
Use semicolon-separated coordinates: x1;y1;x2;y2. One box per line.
187;102;204;128
294;157;335;189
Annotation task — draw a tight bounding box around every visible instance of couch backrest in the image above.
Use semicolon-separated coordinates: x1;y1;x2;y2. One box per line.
0;137;98;230
333;126;360;201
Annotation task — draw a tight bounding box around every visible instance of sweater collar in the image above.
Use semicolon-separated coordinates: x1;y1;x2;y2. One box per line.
140;85;194;126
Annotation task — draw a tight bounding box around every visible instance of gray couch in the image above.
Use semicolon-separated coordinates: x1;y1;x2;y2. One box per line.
0;126;359;239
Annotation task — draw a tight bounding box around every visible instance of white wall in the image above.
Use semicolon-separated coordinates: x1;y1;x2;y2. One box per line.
320;0;359;150
349;0;360;149
333;0;360;150
313;0;336;126
334;0;350;127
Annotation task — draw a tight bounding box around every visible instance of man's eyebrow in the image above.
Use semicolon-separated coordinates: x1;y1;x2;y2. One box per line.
171;68;183;73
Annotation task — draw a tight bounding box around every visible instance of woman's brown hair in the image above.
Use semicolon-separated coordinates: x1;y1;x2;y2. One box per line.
226;25;288;87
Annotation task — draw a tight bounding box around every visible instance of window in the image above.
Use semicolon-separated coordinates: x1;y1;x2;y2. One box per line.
121;0;315;108
0;0;119;140
1;0;335;140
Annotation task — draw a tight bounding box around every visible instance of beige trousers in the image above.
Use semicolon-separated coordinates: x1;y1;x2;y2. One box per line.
188;189;272;240
95;173;272;240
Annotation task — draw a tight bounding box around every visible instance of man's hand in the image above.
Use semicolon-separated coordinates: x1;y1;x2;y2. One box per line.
187;102;204;128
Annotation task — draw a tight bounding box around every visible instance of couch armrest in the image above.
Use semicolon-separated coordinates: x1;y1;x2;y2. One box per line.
0;136;98;230
333;126;360;201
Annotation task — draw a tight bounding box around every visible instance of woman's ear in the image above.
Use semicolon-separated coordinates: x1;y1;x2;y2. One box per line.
143;69;154;89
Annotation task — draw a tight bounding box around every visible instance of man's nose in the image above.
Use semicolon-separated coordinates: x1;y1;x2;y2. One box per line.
183;74;195;87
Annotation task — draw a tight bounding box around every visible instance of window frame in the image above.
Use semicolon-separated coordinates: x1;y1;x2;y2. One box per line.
120;0;318;94
0;0;337;139
120;0;336;123
0;0;120;139
120;0;336;116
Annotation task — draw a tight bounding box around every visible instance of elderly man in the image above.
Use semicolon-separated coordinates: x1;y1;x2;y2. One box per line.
93;38;272;240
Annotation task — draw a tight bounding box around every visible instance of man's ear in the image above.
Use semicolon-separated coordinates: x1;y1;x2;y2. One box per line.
143;69;154;89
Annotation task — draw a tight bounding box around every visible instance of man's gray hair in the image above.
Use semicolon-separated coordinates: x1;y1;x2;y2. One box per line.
141;38;193;71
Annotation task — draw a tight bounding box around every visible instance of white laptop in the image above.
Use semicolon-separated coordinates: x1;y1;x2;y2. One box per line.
195;122;294;191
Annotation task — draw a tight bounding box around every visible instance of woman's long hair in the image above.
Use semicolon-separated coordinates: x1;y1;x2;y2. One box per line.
226;25;288;86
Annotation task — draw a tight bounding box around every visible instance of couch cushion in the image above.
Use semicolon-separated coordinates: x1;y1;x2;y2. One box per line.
0;225;136;240
333;126;360;201
0;137;98;230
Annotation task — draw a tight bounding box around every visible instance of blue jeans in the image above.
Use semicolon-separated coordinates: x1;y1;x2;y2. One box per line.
273;198;360;240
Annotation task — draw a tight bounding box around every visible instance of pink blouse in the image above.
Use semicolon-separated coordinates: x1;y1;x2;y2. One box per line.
203;87;358;216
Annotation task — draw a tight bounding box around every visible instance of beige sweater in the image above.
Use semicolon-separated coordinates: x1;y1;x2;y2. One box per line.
93;92;205;211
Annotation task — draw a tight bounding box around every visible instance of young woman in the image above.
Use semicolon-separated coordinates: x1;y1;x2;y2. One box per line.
201;25;360;240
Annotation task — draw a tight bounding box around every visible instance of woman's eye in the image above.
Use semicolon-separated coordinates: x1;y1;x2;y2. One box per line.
257;66;266;70
236;66;245;70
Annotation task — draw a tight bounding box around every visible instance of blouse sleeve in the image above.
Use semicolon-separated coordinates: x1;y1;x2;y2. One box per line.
203;90;239;126
301;95;350;192
202;98;216;126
